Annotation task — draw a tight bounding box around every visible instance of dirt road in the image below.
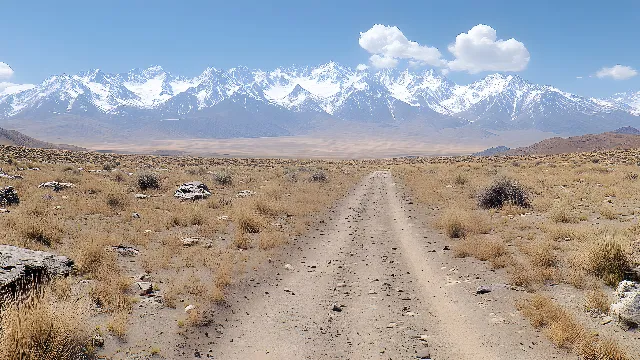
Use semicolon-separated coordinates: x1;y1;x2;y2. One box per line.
186;171;572;359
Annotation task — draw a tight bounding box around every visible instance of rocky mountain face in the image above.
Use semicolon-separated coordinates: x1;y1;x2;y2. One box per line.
1;63;639;141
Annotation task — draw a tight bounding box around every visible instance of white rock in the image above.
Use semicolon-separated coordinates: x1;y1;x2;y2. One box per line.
610;280;640;326
185;304;195;312
181;238;200;247
284;264;293;270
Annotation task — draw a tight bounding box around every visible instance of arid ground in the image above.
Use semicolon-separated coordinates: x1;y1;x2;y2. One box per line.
0;145;638;360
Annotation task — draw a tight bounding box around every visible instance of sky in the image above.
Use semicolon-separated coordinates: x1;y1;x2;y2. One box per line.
1;0;639;98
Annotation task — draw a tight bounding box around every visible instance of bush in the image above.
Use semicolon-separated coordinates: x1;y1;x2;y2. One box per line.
137;173;160;191
310;171;327;182
585;239;632;286
214;171;232;186
478;178;530;209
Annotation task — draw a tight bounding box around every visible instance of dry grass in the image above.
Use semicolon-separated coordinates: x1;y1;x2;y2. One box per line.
453;236;510;268
584;238;632;286
0;292;92;360
584;288;610;315
518;294;630;360
439;209;491;239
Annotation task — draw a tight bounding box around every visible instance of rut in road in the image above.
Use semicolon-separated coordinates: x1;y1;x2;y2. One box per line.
198;171;570;360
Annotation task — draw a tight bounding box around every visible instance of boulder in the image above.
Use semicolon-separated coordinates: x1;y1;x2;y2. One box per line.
0;186;19;206
39;181;75;191
610;280;640;326
174;181;211;201
0;245;73;295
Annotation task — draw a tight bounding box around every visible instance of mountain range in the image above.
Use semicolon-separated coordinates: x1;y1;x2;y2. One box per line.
1;62;640;143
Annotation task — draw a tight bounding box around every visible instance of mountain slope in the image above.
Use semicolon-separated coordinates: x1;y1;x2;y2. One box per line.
1;64;639;142
0;127;85;150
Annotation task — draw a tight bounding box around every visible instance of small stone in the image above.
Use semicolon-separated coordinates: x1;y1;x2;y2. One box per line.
331;303;342;312
92;334;105;347
336;282;346;288
442;246;450;251
185;304;196;312
236;190;256;198
368;290;377;294
136;282;153;295
132;212;141;219
386;322;397;328
476;286;492;294
135;193;149;199
284;264;293;270
416;348;431;359
181;238;200;247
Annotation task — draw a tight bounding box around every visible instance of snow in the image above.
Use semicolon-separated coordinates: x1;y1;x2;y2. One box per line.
1;62;637;123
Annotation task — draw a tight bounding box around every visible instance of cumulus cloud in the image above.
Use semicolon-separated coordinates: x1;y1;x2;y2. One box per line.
595;65;638;80
0;62;14;80
446;25;530;73
358;24;530;73
369;54;398;69
356;63;369;71
359;24;444;69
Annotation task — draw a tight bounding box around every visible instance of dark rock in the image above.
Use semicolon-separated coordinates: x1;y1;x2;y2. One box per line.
0;245;73;296
476;286;492;294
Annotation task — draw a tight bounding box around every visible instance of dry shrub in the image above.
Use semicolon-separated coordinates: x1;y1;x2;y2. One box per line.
524;241;557;268
600;206;618;220
477;177;530;209
259;230;286;250
0;293;92;360
255;198;281;217
137;172;160;191
550;204;579;223
107;312;128;339
235;210;262;234
213;171;232;186
18;215;64;246
584;288;610;314
518;294;630;360
232;231;251;250
439;210;490;239
509;260;558;289
453;236;510;268
584;239;632;286
89;272;132;313
105;191;128;211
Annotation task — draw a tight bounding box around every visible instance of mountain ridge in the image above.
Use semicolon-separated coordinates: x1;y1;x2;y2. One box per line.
1;63;639;142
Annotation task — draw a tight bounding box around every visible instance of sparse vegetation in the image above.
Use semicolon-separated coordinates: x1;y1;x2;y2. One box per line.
477;177;530;209
137;172;160;191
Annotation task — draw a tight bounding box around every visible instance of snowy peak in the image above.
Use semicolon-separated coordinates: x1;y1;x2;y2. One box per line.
1;63;639;137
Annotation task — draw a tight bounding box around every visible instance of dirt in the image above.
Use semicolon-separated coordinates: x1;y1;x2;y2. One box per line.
174;171;575;359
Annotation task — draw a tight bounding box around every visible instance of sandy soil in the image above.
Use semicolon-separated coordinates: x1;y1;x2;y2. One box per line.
174;171;575;359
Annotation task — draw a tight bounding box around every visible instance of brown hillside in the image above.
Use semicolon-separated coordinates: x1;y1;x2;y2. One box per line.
505;132;640;156
0;127;85;151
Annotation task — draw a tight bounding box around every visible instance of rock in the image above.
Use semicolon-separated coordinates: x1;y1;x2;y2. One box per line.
38;181;75;191
136;282;153;295
217;215;229;221
181;238;200;247
0;208;9;213
110;245;139;257
284;264;293;270
610;280;640;326
92;334;105;347
331;303;342;312
415;348;431;359
386;322;397;328
442;245;450;251
174;181;212;201
185;304;196;312
132;212;141;219
0;245;73;295
0;172;22;179
236;190;256;198
0;186;19;206
476;286;492;294
336;282;346;287
135;193;149;199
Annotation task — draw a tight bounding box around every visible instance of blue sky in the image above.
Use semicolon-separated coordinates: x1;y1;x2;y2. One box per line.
1;0;639;97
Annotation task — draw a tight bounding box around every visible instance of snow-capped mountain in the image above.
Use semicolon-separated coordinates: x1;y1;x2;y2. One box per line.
0;62;638;141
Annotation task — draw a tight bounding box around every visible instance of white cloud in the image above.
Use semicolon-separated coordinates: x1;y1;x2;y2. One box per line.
576;76;583;79
359;24;444;69
0;62;14;80
356;63;369;71
446;25;530;74
595;65;638;80
369;54;398;69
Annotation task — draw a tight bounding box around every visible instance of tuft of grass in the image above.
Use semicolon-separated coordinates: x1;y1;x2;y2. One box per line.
477;177;530;209
0;293;92;360
453;236;510;268
518;294;630;360
600;206;618;220
584;288;610;315
309;171;327;182
584;239;632;286
439;210;491;239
